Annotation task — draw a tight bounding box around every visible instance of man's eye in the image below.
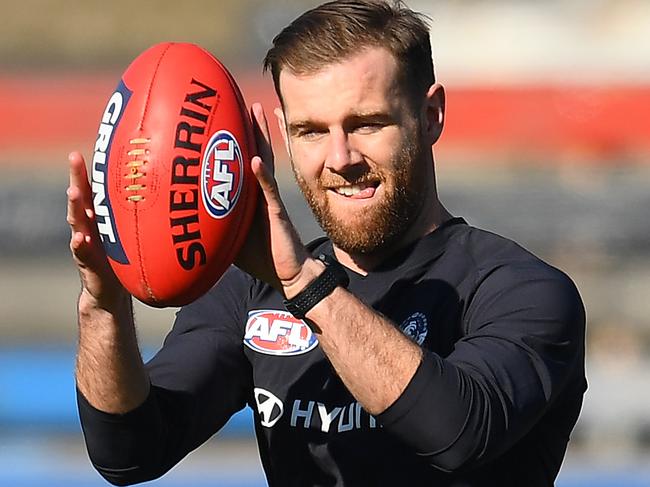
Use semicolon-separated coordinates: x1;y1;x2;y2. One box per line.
354;123;383;133
298;129;324;139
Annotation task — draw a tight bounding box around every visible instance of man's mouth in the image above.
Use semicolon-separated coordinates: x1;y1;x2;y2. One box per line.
331;182;379;199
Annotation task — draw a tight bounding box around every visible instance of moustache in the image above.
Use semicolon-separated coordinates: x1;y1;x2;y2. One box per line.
318;172;384;189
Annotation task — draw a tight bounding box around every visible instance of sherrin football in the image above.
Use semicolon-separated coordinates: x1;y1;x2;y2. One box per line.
91;42;258;307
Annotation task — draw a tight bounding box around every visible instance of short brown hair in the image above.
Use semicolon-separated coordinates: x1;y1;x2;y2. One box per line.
263;0;434;107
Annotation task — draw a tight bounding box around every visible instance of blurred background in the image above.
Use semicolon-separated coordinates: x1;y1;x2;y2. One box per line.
1;0;649;485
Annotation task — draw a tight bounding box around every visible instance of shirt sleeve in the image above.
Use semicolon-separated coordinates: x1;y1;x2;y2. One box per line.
376;262;586;473
77;266;254;486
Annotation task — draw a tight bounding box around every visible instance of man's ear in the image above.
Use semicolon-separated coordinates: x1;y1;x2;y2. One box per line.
423;83;445;145
274;107;291;157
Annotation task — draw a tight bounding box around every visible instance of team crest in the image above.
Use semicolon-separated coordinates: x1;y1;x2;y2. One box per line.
201;130;243;219
400;312;428;345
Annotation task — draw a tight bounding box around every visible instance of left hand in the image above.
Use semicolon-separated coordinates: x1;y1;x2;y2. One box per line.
234;103;314;295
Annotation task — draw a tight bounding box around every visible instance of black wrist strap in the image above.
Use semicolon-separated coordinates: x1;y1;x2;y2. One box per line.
283;254;349;319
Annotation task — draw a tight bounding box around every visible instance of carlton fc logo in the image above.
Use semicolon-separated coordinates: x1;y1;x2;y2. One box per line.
201;130;243;219
244;310;319;356
400;312;428;345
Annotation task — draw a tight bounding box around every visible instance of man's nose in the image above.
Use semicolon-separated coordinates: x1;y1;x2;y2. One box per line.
324;129;362;173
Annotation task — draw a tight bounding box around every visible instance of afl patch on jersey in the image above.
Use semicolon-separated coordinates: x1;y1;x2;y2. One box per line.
244;309;319;356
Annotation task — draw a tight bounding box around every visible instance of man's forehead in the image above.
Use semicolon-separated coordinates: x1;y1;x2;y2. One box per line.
277;47;402;116
278;46;399;82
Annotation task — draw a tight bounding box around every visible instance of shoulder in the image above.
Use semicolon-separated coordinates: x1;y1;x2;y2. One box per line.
452;225;585;336
174;265;258;329
306;235;332;254
203;265;258;303
445;223;572;286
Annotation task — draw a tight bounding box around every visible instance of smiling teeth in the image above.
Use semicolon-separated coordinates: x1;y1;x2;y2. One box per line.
334;184;367;196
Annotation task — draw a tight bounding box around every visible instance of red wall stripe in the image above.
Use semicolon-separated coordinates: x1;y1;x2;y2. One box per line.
0;73;647;163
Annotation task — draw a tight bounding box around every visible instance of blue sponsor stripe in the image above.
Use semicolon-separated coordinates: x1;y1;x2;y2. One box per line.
92;79;132;264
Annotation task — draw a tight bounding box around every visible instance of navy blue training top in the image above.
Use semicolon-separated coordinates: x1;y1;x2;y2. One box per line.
78;218;586;486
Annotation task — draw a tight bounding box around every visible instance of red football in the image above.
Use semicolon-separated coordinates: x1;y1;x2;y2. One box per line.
90;42;258;307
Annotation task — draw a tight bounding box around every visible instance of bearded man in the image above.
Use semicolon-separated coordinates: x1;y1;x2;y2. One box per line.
68;1;586;485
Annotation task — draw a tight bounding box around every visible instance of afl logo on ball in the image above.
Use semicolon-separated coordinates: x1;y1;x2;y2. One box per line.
201;130;243;218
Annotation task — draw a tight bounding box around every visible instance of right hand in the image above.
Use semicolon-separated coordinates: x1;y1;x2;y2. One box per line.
67;151;128;311
233;103;312;295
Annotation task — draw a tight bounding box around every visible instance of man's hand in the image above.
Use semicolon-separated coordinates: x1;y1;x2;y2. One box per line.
234;103;316;297
68;151;148;414
67;151;128;311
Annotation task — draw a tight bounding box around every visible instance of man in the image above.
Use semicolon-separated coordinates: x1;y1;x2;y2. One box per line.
67;1;586;485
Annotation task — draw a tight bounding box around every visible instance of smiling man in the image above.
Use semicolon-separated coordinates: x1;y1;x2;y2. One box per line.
70;1;586;486
276;45;442;261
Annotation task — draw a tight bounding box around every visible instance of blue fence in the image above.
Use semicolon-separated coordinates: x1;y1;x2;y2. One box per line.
0;346;254;435
2;347;650;486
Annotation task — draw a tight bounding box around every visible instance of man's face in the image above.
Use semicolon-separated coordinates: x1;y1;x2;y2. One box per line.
277;47;433;255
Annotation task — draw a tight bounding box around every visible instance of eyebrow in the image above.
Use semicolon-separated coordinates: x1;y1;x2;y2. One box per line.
287;111;396;136
287;120;323;137
344;112;395;128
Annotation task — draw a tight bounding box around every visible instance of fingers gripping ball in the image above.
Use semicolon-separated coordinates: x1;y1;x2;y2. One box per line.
91;42;258;307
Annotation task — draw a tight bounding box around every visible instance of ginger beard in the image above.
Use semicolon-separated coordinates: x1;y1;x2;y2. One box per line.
292;131;426;255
